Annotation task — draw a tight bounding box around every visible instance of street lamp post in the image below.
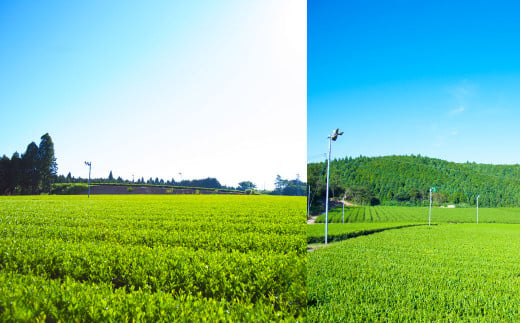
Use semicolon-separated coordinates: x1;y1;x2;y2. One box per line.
84;161;91;198
477;195;480;224
325;128;344;244
429;187;432;226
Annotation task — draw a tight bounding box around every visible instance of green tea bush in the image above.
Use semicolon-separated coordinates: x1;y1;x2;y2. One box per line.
308;223;520;321
0;195;306;321
316;205;520;224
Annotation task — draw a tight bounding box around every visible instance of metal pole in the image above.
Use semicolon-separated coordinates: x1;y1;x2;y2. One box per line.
296;173;301;196
88;163;91;198
429;187;432;226
477;195;480;224
325;136;332;244
342;195;345;223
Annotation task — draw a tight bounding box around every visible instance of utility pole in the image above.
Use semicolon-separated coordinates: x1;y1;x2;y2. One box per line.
429;187;436;226
296;173;301;196
84;161;92;198
477;195;480;224
325;128;343;244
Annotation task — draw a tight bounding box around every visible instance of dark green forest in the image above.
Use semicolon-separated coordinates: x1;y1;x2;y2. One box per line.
0;133;57;195
308;155;520;208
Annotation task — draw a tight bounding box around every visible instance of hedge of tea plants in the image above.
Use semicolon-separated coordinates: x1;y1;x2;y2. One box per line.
0;195;306;321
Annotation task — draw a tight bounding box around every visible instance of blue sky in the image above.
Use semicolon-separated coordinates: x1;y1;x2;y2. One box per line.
308;0;520;165
0;1;306;189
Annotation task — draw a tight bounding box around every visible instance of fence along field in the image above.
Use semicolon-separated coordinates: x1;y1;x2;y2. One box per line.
308;205;520;321
0;195;306;321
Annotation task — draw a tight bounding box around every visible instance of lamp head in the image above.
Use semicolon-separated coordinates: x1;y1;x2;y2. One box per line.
331;128;344;141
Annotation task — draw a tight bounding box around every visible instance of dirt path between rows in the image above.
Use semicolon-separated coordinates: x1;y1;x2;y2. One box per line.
307;243;337;252
307;215;318;224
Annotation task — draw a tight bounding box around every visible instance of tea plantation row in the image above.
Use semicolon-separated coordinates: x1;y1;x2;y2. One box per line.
315;205;520;224
0;195;306;321
308;223;520;321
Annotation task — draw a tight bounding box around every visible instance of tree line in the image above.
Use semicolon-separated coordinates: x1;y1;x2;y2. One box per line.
0;133;57;195
57;173;229;190
273;175;306;196
1;134;306;196
308;155;520;207
58;174;307;195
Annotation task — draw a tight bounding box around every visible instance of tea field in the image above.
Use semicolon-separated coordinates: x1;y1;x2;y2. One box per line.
307;222;416;244
308;206;520;321
315;205;520;224
0;195;306;321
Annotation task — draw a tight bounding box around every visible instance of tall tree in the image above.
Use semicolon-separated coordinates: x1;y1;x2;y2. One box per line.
37;133;57;193
108;171;114;182
0;155;11;194
238;181;256;191
21;142;40;194
10;152;22;194
188;178;222;189
275;175;284;194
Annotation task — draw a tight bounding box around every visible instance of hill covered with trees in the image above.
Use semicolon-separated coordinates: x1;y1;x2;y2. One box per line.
308;155;520;208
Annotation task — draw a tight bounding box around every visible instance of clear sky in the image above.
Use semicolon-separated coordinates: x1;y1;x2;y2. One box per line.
308;0;520;165
0;1;306;189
